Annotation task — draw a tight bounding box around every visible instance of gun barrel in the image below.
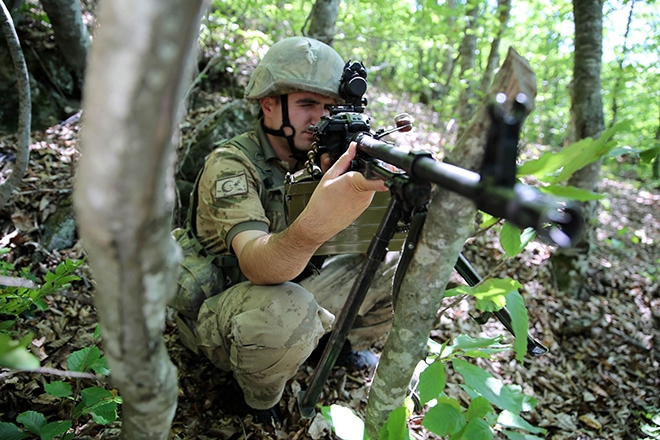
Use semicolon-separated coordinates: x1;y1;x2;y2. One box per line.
355;134;583;247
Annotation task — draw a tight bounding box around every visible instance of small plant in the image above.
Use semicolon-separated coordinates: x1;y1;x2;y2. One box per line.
0;252;83;369
638;406;660;440
0;325;121;440
320;275;544;439
0;254;83;319
322;333;545;440
376;278;544;439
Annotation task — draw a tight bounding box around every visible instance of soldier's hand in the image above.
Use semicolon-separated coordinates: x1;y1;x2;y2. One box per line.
320;152;333;173
299;142;387;244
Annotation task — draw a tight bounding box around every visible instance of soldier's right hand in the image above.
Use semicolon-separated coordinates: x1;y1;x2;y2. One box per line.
297;142;388;245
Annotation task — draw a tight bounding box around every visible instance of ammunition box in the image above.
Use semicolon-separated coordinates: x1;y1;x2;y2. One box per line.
285;179;408;255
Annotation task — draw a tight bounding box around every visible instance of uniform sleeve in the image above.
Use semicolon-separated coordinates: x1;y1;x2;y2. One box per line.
195;144;270;255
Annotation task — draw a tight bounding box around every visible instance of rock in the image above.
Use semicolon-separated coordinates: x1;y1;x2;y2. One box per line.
42;206;76;251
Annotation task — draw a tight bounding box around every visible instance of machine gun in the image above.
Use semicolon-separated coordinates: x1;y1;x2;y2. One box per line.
294;60;584;418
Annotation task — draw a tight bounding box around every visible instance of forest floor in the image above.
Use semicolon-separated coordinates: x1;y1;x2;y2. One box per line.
0;91;659;440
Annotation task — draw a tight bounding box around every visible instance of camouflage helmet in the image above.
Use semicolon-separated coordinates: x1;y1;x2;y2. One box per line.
245;37;345;101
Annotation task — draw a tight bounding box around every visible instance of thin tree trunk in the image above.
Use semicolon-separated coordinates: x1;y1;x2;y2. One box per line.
478;0;512;95
608;0;635;128
652;110;659;179
303;0;340;46
40;0;91;78
430;0;457;104
0;1;31;209
73;0;206;438
364;47;537;439
550;0;604;295
431;0;457;101
455;1;480;140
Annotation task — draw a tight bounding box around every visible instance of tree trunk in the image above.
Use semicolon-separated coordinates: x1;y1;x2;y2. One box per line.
608;0;634;128
73;0;206;438
364;47;537;439
478;0;511;95
304;0;340;46
0;1;31;209
653;112;660;179
550;0;604;295
431;0;457;103
40;0;91;78
455;1;479;140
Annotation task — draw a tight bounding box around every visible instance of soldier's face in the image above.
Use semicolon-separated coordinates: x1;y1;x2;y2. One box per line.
273;92;336;151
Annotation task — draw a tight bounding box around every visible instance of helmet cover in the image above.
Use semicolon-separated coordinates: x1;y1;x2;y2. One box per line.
245;37;345;101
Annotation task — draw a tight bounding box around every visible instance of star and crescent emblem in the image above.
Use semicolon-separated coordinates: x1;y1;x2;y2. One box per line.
215;173;248;199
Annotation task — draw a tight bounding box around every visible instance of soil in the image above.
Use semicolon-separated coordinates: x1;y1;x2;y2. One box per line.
0;91;658;440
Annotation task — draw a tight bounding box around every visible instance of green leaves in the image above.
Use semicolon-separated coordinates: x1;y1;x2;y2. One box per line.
505;291;529;362
414;333;544;439
453;359;526;413
538;185;604;201
517;120;631;184
15;411;46;436
444;278;530;361
74;387;122;424
38;421;72;440
462;418;493;440
446;278;523;313
500;224;536;258
68;346;110;375
4;411;73;440
0;257;83;318
0;332;40;370
418;359;446;406
44;381;73;398
422;400;466;436
498;410;546;434
466;397;494;421
0;422;29;440
1;340;118;439
379;406;413;440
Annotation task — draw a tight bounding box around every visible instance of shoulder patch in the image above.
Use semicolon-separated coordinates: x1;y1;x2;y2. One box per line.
215;173;248;199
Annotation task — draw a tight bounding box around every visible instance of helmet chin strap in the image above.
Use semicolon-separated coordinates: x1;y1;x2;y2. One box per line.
261;94;309;162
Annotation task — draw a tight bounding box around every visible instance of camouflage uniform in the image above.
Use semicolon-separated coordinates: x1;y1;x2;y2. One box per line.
173;37;396;411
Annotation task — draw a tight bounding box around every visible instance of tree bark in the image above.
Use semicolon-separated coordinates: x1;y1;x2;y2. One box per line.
0;1;31;209
73;0;206;438
455;1;480;140
550;0;604;295
40;0;91;78
303;0;340;46
364;47;536;439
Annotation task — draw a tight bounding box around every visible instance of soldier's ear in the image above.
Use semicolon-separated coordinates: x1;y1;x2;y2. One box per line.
261;96;279;117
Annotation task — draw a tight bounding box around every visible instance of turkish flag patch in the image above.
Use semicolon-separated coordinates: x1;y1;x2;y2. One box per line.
215;173;248;199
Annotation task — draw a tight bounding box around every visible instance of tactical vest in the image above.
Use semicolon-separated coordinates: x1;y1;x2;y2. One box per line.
171;132;286;320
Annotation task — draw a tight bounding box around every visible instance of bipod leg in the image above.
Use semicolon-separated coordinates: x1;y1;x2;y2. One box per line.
455;254;548;356
297;196;404;418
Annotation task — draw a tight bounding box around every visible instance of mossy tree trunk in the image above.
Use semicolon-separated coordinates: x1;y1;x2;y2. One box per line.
550;0;604;296
40;0;91;81
0;0;30;209
73;0;207;438
365;47;537;439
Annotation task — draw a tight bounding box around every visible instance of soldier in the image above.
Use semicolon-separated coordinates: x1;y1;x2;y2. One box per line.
172;36;398;424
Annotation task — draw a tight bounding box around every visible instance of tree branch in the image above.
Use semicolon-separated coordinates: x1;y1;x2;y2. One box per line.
0;1;31;209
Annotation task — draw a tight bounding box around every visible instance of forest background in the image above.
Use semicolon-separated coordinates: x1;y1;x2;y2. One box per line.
0;0;658;439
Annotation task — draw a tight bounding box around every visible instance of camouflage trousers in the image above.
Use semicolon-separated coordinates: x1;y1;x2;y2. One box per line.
193;252;399;409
